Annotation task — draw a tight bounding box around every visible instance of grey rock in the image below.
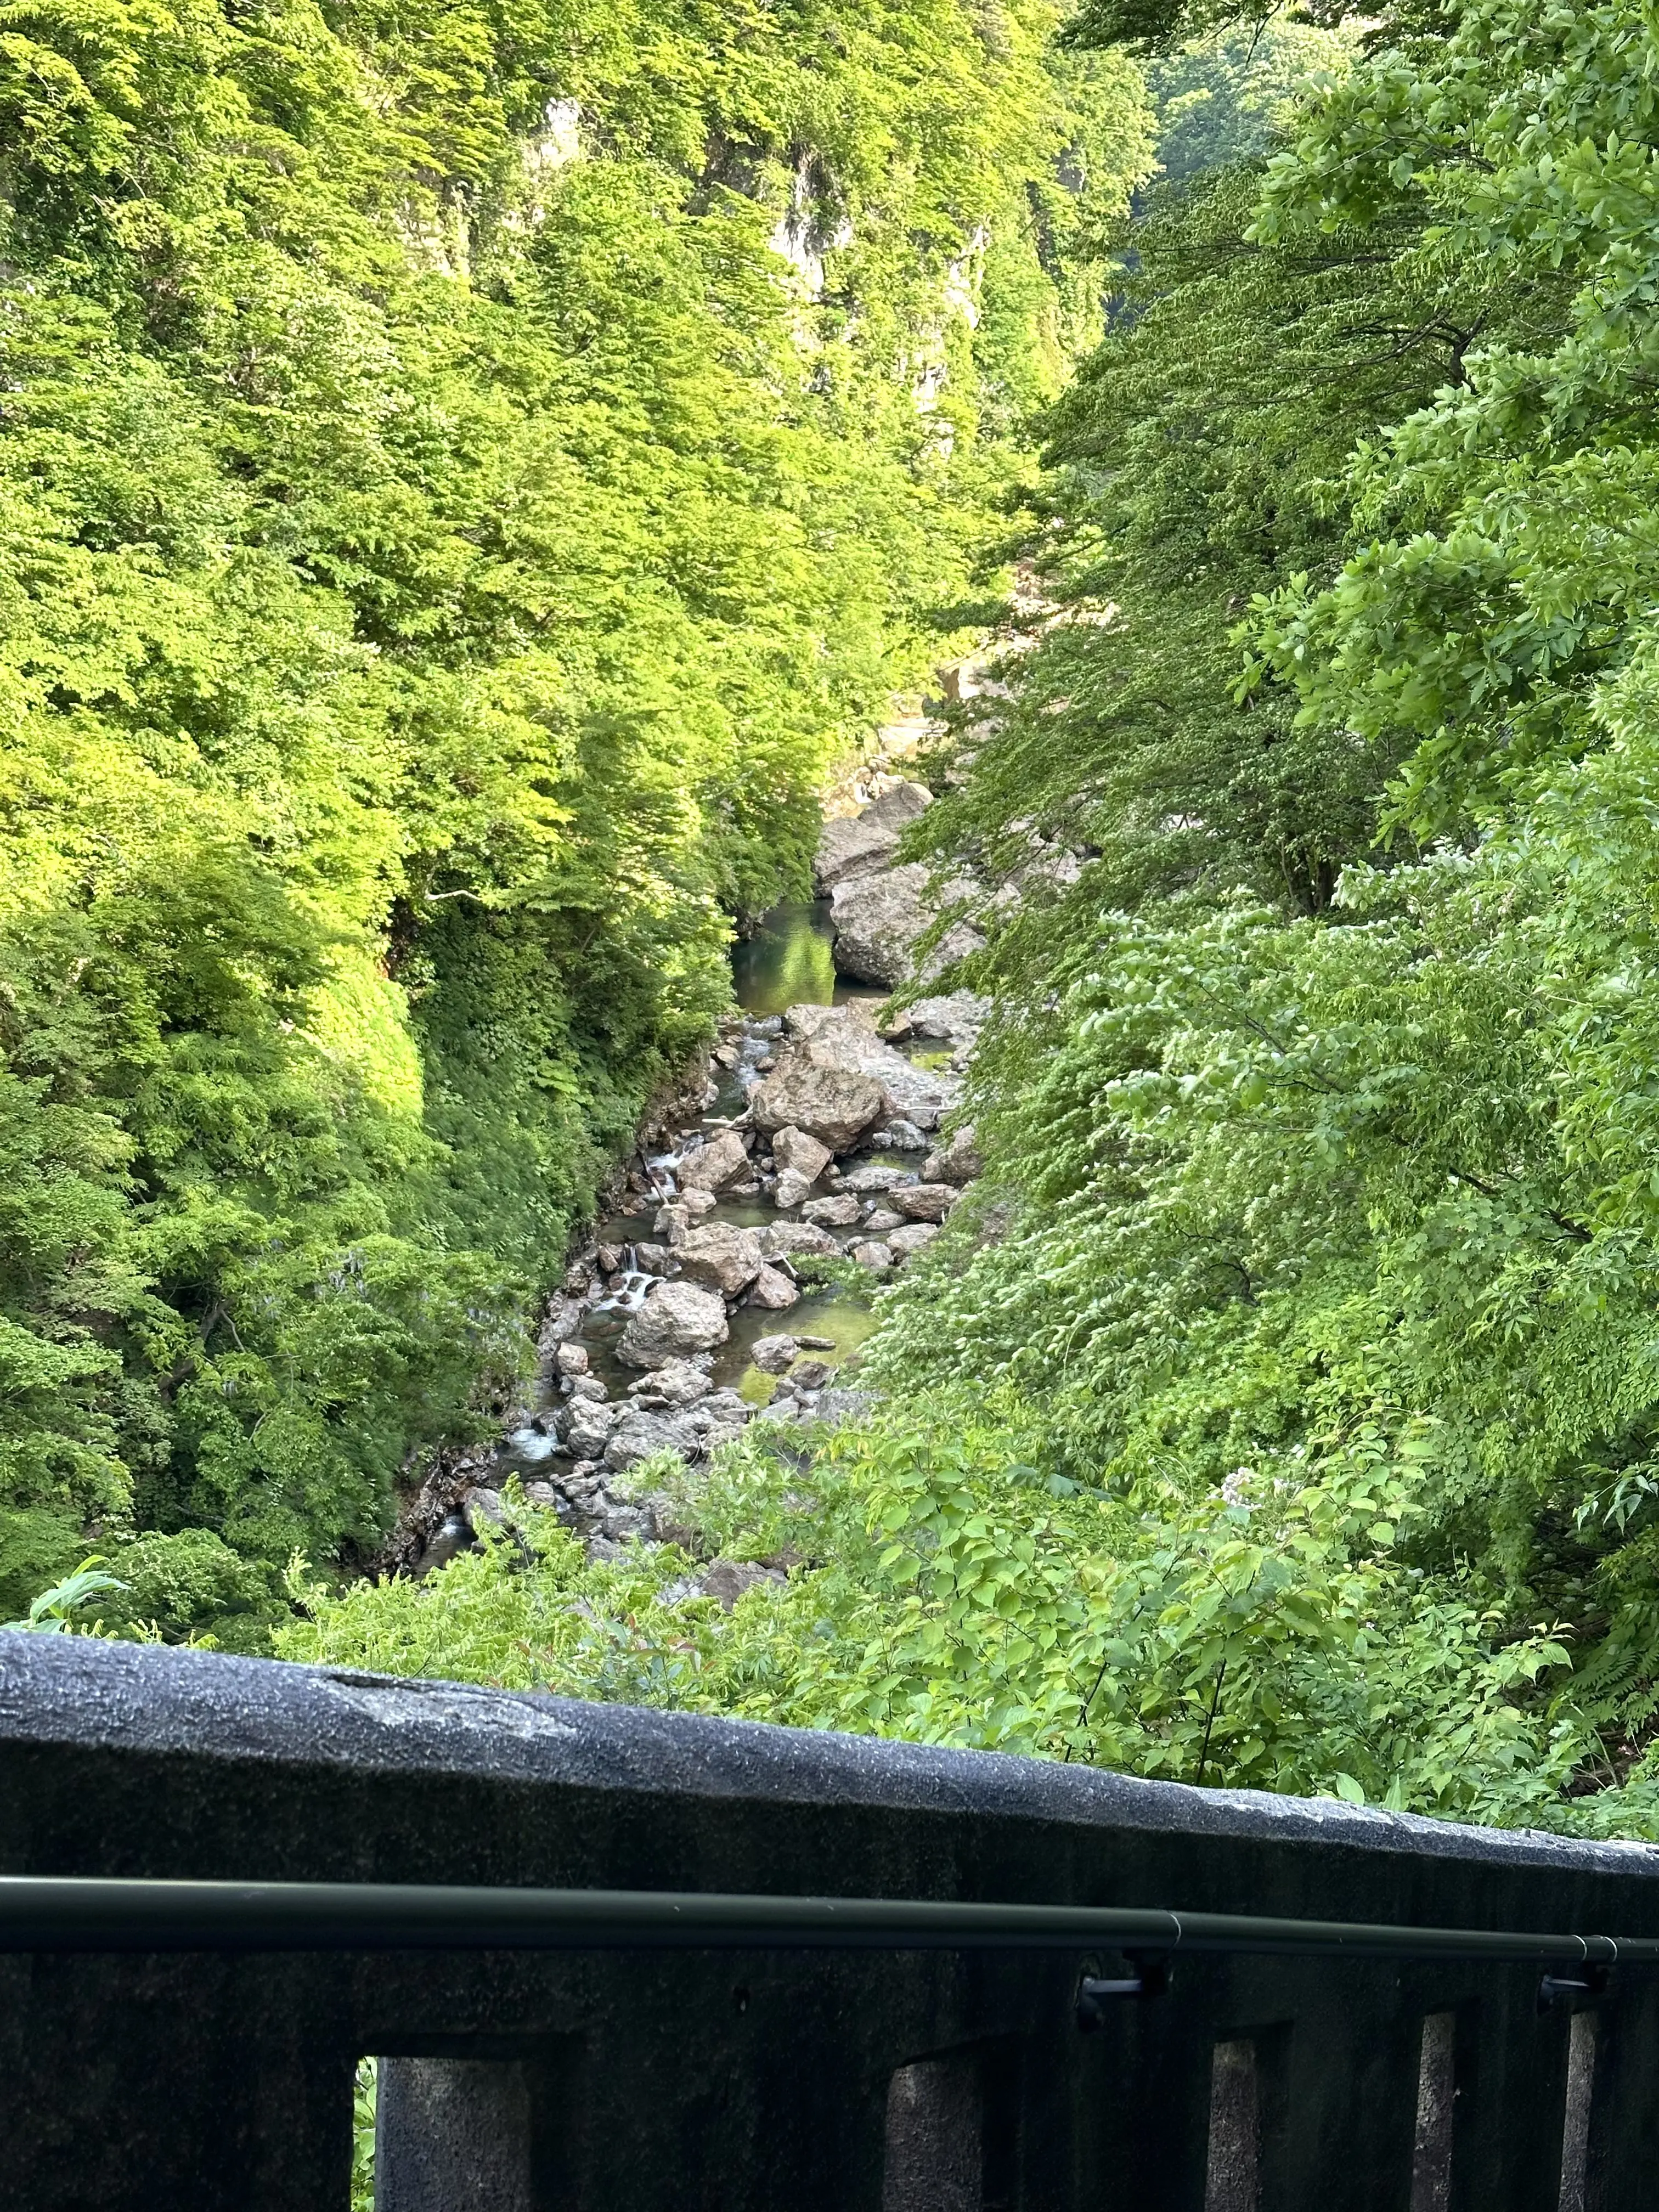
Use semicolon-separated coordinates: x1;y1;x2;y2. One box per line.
772;1125;833;1181
830;862;985;989
894;1183;957;1224
790;1358;834;1390
814;1386;876;1425
697;1558;788;1610
463;1487;507;1534
675;1222;764;1297
566;1408;619;1460
905;992;991;1046
748;1263;799;1311
759;1220;839;1261
802;1195;861;1228
555;1342;589;1376
678;1130;752;1193
864;1207;904;1234
888;1221;941;1259
871;1120;928;1151
783;1002;957;1132
921;1122;983;1184
617;1280;729;1368
603;1415;693;1474
571;1374;608;1402
681;1188;719;1221
848;1240;894;1272
627;1359;712;1407
772;1168;815;1210
813;781;932;890
840;1163;908;1194
749;1058;885;1152
751;1334;800;1375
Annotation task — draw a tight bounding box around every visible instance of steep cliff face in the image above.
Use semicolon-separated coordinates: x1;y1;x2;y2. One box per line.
0;0;1153;1622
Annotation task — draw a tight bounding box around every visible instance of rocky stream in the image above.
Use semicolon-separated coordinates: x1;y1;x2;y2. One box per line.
401;772;989;1591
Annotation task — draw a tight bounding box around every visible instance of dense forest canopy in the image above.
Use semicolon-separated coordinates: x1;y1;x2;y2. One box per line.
0;0;1149;1629
21;0;1659;1846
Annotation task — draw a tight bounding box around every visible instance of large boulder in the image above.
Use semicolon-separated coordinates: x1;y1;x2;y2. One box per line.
814;781;932;890
802;1194;861;1228
604;1411;697;1473
749;1058;884;1152
829;864;985;989
772;1125;833;1181
772;1167;815;1210
678;1128;751;1193
839;1162;908;1195
884;991;991;1051
564;1401;619;1460
759;1220;840;1260
675;1222;764;1296
893;1182;958;1224
627;1359;713;1407
751;1334;800;1374
888;1221;941;1259
617;1280;729;1368
786;1003;958;1132
748;1263;799;1310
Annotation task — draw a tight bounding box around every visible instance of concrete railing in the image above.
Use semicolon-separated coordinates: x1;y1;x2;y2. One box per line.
4;1635;1659;2211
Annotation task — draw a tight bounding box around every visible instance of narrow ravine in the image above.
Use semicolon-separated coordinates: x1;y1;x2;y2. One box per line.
402;779;988;1579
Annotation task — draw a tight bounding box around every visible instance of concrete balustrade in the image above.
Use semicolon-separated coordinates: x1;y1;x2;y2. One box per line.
4;1635;1659;2210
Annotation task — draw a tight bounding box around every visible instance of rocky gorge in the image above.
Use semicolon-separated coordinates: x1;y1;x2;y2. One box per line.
400;766;989;1587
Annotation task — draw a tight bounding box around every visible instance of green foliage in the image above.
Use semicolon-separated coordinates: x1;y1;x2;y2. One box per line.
352;2058;376;2212
276;1408;1602;1830
0;0;1155;1610
870;0;1659;1835
2;1556;127;1633
1147;22;1353;185
278;0;1659;1845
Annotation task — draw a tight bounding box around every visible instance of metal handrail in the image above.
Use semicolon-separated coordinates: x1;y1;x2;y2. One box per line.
0;1877;1652;1965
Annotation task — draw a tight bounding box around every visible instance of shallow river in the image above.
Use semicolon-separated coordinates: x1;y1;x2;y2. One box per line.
551;901;891;1408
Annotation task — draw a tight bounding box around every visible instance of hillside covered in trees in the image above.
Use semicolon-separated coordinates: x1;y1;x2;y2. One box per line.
0;0;1148;1622
20;0;1659;1845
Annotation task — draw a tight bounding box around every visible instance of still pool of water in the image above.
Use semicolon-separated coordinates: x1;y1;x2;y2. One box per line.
731;900;885;1017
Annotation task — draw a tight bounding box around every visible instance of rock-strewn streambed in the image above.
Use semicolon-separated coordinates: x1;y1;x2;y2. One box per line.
400;778;988;1580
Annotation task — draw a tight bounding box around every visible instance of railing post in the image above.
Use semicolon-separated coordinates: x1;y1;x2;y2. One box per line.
882;2054;983;2212
375;2057;536;2212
